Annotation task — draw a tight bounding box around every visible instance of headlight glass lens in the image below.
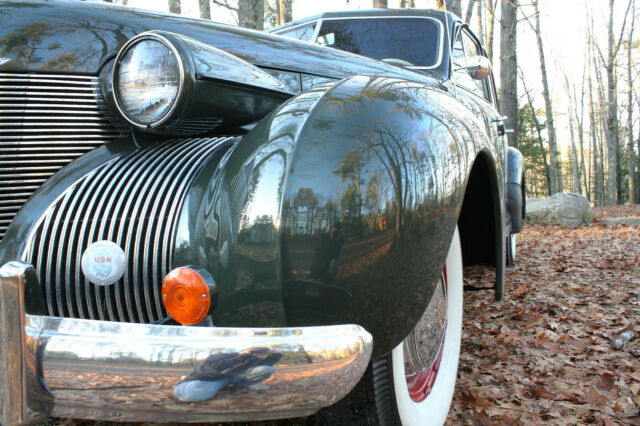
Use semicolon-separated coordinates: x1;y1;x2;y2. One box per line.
117;39;180;125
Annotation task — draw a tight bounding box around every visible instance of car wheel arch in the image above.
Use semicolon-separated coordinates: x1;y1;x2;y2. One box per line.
457;149;505;300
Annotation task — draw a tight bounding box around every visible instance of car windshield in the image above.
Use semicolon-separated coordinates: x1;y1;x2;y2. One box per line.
316;18;441;68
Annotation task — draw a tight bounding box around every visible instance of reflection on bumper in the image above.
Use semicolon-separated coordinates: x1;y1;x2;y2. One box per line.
0;261;373;424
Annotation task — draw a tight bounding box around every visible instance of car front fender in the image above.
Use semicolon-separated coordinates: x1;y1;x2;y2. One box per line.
181;75;495;356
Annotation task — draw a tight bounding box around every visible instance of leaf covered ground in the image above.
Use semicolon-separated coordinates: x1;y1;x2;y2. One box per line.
48;207;640;426
446;205;640;425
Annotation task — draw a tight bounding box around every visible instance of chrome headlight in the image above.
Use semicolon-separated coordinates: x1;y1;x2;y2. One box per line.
108;31;293;135
113;33;186;129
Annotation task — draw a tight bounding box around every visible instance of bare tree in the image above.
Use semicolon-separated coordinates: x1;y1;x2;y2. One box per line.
576;56;589;199
238;0;264;30
168;0;181;14
464;0;476;24
596;0;632;204
589;20;606;205
485;0;497;61
436;0;462;17
276;0;293;25
374;0;388;8
522;0;561;194
562;72;581;194
499;0;518;148
626;0;636;203
199;0;211;19
473;0;483;44
520;71;552;195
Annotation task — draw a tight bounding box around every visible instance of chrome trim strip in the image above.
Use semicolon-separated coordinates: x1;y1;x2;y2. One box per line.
0;73;97;80
0;91;99;97
0;103;104;109
26;314;372;422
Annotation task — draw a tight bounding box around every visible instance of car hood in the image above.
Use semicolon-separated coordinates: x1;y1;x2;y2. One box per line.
0;0;441;87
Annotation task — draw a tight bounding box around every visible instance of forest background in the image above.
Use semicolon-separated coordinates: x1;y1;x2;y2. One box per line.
101;0;640;208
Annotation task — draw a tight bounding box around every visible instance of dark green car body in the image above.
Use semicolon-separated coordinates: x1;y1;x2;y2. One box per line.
0;0;517;360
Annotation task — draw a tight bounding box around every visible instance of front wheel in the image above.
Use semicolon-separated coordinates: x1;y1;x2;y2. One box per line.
373;227;463;425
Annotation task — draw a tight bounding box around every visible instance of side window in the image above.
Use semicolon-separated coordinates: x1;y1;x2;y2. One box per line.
452;29;488;100
277;23;316;42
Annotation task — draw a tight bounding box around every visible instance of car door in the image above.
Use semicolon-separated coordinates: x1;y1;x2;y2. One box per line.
450;25;506;163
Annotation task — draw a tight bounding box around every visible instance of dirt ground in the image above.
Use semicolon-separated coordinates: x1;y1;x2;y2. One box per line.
47;206;640;426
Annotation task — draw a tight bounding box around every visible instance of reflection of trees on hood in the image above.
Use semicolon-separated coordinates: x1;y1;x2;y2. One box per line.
0;23;53;67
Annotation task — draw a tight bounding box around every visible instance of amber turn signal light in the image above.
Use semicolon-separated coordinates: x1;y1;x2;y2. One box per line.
162;267;210;325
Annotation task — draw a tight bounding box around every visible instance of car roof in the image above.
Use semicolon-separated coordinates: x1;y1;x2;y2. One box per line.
269;8;459;32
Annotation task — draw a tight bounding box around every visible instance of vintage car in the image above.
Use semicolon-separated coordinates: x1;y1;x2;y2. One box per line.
0;1;524;425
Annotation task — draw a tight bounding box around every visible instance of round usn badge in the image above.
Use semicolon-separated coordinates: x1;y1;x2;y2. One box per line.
81;241;126;286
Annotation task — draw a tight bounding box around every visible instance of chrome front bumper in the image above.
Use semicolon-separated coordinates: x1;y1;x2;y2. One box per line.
0;261;373;424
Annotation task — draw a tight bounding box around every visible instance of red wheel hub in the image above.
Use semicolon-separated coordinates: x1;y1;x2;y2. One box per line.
405;266;447;402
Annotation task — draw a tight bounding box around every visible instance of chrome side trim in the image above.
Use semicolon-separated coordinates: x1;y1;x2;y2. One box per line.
25;314;372;422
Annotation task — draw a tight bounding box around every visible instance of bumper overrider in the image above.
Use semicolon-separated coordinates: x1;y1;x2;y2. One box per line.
0;261;373;424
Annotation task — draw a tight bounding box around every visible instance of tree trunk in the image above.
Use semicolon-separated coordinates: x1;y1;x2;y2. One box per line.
568;107;580;193
520;74;552;196
499;0;518;148
627;0;636;203
605;0;619;205
529;0;559;194
637;103;640;202
199;0;211;20
464;0;476;24
238;0;264;30
603;0;633;204
436;0;462;16
276;0;293;25
562;74;581;194
577;74;588;199
168;0;181;14
485;0;497;62
374;0;388;8
399;0;416;6
476;0;484;45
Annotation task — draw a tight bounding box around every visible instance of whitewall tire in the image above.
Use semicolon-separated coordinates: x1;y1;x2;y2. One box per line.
374;226;463;426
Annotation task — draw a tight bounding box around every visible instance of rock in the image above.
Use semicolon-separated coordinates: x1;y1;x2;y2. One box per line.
602;217;640;226
525;192;593;227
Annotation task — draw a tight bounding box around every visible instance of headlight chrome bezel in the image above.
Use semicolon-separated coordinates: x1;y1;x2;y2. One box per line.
112;32;190;130
107;30;294;136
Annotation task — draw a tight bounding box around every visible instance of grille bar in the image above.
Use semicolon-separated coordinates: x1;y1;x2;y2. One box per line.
0;72;128;240
28;137;235;323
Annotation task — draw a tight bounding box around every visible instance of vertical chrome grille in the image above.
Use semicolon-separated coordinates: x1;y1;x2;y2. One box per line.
27;137;236;323
0;73;129;240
